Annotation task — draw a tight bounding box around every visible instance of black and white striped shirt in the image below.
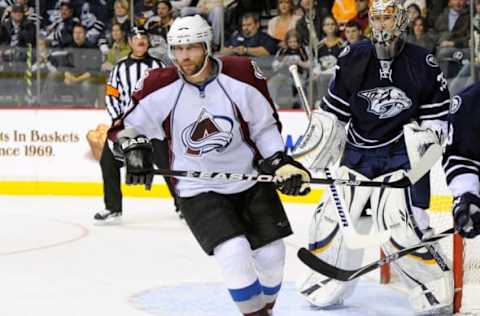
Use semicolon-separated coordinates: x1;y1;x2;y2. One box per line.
106;54;163;120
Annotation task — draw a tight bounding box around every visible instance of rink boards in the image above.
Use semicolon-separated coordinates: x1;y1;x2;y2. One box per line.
0;109;451;207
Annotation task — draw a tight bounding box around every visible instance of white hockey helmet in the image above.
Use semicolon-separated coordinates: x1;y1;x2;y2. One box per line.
369;0;408;58
167;15;213;62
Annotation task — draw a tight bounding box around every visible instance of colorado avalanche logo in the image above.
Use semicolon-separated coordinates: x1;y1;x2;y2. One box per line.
358;87;412;119
181;108;234;156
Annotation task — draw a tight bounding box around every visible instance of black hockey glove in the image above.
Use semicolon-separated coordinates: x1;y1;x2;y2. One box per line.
453;192;480;239
257;151;311;196
116;135;154;190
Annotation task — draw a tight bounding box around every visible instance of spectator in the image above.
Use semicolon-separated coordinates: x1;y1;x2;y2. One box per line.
267;0;299;47
331;0;357;32
406;3;422;34
45;1;78;48
473;0;480;63
426;0;449;28
406;16;436;51
434;0;470;49
344;20;364;45
1;0;39;24
221;12;278;57
101;23;130;72
353;0;369;35
269;29;310;108
63;23;101;104
181;0;224;48
295;0;334;19
144;0;175;58
145;0;175;37
295;0;324;48
0;3;35;48
170;0;193;13
404;0;427;16
315;16;345;74
313;15;346;99
32;37;60;102
110;0;131;36
78;1;107;46
135;0;157;26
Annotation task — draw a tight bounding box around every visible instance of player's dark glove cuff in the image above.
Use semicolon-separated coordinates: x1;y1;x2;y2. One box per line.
453;192;480;239
116;135;154;190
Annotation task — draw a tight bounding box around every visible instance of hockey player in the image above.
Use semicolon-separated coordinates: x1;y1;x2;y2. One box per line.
298;1;454;314
444;81;480;239
108;15;311;316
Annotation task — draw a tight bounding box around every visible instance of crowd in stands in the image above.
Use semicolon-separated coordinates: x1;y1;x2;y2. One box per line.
0;0;476;107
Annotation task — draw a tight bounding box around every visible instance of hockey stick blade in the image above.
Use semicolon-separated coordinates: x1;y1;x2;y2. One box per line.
151;169;414;188
297;228;454;281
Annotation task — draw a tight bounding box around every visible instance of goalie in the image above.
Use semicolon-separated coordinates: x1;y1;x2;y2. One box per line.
297;1;454;314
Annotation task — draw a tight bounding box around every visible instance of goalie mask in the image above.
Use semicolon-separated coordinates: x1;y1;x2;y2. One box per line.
167;15;212;77
369;0;408;59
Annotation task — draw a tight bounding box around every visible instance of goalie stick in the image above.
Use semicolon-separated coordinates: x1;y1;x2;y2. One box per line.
297;228;455;282
152;169;418;188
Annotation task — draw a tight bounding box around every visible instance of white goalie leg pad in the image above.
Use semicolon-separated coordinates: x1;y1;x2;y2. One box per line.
291;109;346;171
372;171;453;315
298;167;372;307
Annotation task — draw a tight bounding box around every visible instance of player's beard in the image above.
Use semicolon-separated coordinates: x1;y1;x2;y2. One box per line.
179;60;204;76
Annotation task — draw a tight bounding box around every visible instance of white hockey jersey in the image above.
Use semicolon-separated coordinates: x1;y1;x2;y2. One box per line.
113;56;284;197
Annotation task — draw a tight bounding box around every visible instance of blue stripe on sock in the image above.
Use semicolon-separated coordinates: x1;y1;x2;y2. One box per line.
228;279;262;302
262;283;282;296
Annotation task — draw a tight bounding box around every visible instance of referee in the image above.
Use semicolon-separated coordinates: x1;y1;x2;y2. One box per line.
95;26;178;224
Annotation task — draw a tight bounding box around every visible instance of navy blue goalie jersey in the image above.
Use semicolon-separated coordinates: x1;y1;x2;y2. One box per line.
322;41;450;148
443;82;480;197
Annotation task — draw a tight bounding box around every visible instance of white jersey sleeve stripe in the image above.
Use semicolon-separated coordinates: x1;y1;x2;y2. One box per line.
443;155;480;169
445;164;479;178
328;88;350;107
323;96;351;118
420;100;450;109
418;110;449;120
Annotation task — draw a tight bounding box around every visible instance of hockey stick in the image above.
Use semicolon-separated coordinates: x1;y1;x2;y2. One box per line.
289;64;391;248
151;169;420;188
297;228;454;281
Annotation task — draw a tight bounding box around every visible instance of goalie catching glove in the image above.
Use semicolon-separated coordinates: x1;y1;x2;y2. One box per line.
453;192;480;239
116;135;154;190
257;151;311;196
